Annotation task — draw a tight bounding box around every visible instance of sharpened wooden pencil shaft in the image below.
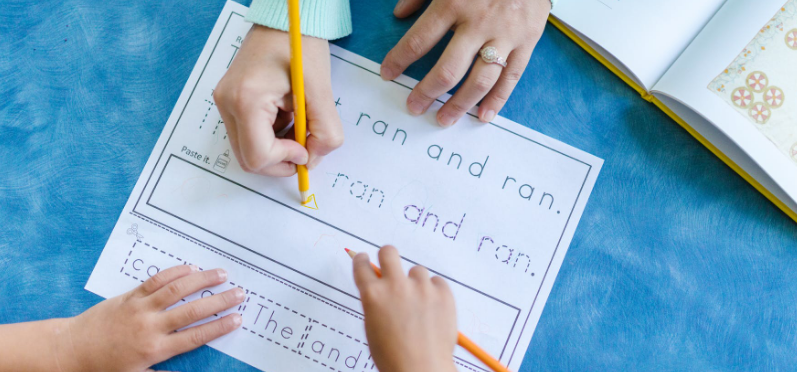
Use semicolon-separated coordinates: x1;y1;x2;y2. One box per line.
287;0;310;203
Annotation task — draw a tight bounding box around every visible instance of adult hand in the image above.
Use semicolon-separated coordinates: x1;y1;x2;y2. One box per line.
381;0;551;126
215;25;344;176
62;265;243;372
353;246;458;372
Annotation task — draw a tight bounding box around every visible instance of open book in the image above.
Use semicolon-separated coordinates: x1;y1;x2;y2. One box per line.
551;0;797;222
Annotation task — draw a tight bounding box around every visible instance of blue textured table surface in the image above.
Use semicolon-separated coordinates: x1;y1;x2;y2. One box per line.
2;0;796;370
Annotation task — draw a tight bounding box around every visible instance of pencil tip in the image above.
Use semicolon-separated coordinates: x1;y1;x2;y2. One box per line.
344;248;350;253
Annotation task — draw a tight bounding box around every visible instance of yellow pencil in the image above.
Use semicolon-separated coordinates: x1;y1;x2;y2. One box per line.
287;0;311;204
343;248;512;372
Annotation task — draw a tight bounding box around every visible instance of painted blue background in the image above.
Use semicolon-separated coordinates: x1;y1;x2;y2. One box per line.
1;0;796;370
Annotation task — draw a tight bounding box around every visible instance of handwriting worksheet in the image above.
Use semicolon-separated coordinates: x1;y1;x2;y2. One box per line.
86;2;602;371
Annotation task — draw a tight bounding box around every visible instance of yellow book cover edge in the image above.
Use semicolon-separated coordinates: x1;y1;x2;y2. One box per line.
547;16;797;224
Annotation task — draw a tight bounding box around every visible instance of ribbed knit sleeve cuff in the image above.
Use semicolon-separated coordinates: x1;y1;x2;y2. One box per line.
245;0;352;40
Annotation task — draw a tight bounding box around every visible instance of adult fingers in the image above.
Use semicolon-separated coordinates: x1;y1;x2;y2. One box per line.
353;253;378;292
381;1;456;81
162;287;245;331
478;47;532;123
406;31;483;117
377;245;404;280
438;42;512;126
166;313;242;355
237;107;309;177
148;269;228;310
304;40;344;170
393;0;425;18
135;265;197;297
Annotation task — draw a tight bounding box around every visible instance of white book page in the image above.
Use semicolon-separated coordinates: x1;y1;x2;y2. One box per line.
653;0;797;210
85;2;603;372
552;0;726;90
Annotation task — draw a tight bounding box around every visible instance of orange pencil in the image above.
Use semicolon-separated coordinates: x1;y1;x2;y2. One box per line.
287;0;311;204
344;248;512;372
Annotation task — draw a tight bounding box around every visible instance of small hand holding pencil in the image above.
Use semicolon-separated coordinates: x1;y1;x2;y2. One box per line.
288;1;510;370
346;247;511;372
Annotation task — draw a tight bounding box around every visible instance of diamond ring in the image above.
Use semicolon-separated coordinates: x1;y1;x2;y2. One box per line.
479;46;507;67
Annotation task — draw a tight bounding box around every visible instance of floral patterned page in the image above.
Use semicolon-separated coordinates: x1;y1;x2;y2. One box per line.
708;1;797;166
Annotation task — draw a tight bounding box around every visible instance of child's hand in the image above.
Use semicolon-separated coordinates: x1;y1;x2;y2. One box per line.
214;25;344;176
381;0;551;126
61;265;243;372
352;246;458;372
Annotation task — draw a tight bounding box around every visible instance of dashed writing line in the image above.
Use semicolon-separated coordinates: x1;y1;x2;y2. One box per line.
123;272;144;283
455;360;483;372
128;213;364;321
120;241;136;273
121;219;488;372
120;245;485;372
256;296;369;348
200;100;215;128
242;326;346;372
121;235;368;346
120;271;214;306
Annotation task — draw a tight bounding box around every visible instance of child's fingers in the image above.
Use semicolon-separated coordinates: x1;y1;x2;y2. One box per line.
352;253;378;291
377;245;404;280
408;265;430;282
431;276;454;302
304;43;344;170
135;265;198;297
217;107;248;174
148;269;228;310
167;313;242;355
223;104;297;178
237;107;308;176
255;139;309;177
161;287;245;331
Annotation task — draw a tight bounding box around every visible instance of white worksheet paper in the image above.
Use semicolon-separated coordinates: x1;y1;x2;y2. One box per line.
86;2;603;371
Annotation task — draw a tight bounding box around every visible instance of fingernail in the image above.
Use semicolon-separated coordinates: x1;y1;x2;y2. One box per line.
234;288;245;301
438;112;455;127
380;65;395;81
231;313;242;327
408;99;424;115
188;265;199;272
481;110;496;123
216;269;227;281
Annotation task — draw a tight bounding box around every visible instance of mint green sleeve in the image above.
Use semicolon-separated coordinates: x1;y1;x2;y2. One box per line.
245;0;352;40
